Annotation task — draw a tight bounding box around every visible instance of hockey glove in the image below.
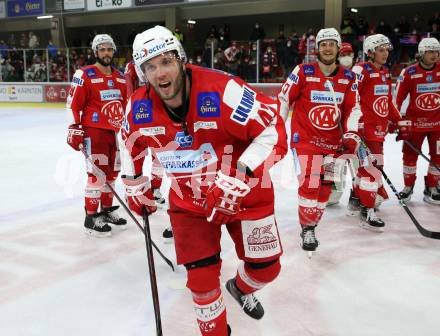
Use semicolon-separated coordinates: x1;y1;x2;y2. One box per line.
122;175;157;216
396;120;412;142
67;124;84;151
205;168;251;225
341;132;361;155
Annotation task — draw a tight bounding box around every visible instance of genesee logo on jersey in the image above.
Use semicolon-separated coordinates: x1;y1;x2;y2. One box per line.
310;90;344;104
175;131;193;148
132;99;152;124
197;92;220;117
231;86;256;125
100;89;122;101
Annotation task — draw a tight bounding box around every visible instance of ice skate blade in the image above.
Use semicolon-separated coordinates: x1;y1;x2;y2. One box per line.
162;237;174;244
307;251;315;259
423;196;440;205
84;228;112;238
359;222;384;233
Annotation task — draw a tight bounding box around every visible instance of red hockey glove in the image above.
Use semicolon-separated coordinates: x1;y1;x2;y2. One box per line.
205;169;251;225
341;132;361;155
67;124;84;151
122;175;157;216
388;121;398;134
396;120;412;142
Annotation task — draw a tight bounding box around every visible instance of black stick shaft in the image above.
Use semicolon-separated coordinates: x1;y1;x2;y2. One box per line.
404;140;440;174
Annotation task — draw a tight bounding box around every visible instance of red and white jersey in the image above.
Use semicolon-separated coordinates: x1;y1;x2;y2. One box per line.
124;61;146;98
394;62;440;131
120;64;288;218
352;62;401;141
278;62;361;153
67;65;127;131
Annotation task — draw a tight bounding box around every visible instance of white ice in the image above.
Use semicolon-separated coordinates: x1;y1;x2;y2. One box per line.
1;105;439;336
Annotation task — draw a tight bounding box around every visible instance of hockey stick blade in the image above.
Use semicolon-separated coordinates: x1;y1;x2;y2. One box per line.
378;166;440;240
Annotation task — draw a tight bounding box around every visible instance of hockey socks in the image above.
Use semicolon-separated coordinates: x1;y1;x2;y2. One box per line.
193;289;228;336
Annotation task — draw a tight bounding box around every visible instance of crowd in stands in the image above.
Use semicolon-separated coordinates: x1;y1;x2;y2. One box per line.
0;11;439;83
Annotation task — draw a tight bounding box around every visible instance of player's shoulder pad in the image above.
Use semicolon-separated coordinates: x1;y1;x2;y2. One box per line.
406;65;417;75
223;78;258;126
82;65;98;78
343;68;355;80
363;62;373;73
72;69;85;86
302;63;315;76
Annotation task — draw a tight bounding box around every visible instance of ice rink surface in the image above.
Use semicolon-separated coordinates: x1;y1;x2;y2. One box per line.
1;105;439;336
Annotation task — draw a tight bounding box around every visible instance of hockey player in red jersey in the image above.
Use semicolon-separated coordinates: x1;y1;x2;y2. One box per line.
120;26;287;336
349;34;402;231
66;34;127;237
278;28;362;255
124;60;171;239
394;37;440;204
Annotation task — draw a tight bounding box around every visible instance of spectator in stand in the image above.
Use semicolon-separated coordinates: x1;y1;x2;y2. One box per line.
430;22;440;40
47;40;58;60
428;12;440;29
250;22;265;41
224;41;240;75
174;27;184;43
213;47;226;71
411;13;425;34
7;33;16;49
261;45;278;81
203;33;218;67
1;58;15;81
357;16;369;36
28;32;39;49
218;30;229;50
207;25;219;39
395;16;410;34
86;48;95;65
19;33;28;49
299;29;317;63
222;24;231;42
0;40;9;59
376;19;393;37
281;38;298;75
276;30;286;58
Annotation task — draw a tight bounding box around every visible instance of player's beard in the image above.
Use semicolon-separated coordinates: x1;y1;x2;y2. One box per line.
96;55;113;67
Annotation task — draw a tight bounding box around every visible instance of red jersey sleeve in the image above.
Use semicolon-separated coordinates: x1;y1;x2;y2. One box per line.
124;62;137;98
221;77;288;177
66;69;88;124
278;65;304;121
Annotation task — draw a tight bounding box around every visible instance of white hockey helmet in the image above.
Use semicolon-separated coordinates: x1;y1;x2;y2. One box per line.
92;34;117;52
363;34;393;54
418;37;440;55
316;28;341;47
132;25;186;70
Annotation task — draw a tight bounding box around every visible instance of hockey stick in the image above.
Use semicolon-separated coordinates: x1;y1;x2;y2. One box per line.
360;142;440;240
404;140;440;174
143;209;163;336
80;147;175;271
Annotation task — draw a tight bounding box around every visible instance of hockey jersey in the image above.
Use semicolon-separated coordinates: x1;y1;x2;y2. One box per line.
67;65;127;131
120;64;288;218
352;62;401;141
278;62;361;153
394;62;440;131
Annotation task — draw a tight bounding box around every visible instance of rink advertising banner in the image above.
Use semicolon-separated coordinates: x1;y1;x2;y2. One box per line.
87;0;130;11
134;0;183;6
45;85;69;103
64;0;84;10
6;0;43;17
0;85;43;102
0;1;6;18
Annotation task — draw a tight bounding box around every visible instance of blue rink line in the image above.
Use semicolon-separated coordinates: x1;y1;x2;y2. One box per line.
0;196;82;223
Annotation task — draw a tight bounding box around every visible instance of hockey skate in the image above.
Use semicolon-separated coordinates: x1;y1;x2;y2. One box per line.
398;186;413;203
346;189;360;216
423;186;440;205
225;278;264;320
359;206;385;232
103;205;127;230
300;226;319;258
162;226;174;242
84;211;112;238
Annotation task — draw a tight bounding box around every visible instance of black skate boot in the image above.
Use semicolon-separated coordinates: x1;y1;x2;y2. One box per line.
423;186;440;205
84;211;112;237
346;189;360;216
227;324;231;335
103;205;127;230
162;226;173;242
300;226;319;258
360;205;385;232
225;278;264;320
398;186;413;203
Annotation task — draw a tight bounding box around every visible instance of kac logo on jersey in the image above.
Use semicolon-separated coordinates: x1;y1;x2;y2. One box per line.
373;96;389;117
86;69;97;78
303;65;315;75
133;99;152;124
308;105;339;130
197;92;221;117
174;131;193;148
416;93;440;111
426;75;433;83
108;80;114;88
